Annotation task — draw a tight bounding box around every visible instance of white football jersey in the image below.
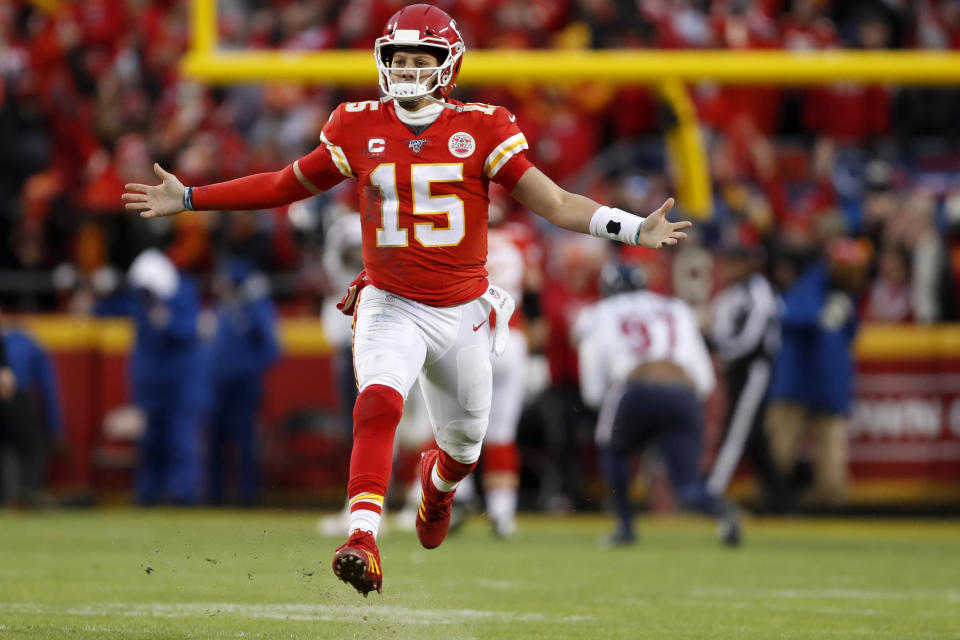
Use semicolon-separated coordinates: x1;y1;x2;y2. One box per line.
574;290;715;407
486;227;526;301
321;213;363;348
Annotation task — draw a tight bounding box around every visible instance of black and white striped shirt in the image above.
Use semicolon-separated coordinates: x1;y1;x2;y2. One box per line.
710;273;780;366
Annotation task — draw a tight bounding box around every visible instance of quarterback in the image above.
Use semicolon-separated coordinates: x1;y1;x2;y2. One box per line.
122;4;690;596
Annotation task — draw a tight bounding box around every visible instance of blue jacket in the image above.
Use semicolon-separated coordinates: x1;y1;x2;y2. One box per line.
3;329;65;435
210;294;280;387
768;262;858;414
130;277;208;411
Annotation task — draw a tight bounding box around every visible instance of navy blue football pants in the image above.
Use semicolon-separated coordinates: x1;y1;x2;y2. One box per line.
599;381;724;536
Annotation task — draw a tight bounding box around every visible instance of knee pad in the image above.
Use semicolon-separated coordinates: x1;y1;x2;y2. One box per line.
435;416;486;464
353;384;404;437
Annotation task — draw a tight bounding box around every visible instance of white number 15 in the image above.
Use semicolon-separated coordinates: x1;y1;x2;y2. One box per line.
370;163;466;248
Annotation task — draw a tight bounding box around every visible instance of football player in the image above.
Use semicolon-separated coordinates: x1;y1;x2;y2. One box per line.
477;202;541;538
122;4;691;596
575;263;740;547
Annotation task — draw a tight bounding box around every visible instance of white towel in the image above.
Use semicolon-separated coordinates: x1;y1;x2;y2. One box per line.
480;285;515;357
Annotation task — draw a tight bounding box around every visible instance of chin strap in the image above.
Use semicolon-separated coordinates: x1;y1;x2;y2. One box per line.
388;93;461;113
423;94;462;112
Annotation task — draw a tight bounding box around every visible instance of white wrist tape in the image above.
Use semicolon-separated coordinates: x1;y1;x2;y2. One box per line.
589;206;644;245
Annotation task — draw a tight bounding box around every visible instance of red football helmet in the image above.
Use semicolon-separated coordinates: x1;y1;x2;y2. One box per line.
374;4;465;100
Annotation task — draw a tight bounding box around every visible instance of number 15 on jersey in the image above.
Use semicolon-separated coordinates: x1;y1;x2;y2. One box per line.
371;163;466;248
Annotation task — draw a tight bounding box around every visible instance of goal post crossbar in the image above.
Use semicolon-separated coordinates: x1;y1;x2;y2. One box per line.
184;0;960;219
183;49;960;86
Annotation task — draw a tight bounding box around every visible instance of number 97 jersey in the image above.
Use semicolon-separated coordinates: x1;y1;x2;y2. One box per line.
319;99;532;307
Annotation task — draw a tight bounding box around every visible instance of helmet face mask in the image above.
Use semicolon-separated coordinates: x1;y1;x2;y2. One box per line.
379;48;445;101
374;4;465;101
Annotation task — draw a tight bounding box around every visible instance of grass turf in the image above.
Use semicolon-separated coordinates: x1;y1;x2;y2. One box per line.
0;509;958;639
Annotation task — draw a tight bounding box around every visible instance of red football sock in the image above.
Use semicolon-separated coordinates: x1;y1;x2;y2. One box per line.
347;384;404;511
482;442;519;475
435;450;477;488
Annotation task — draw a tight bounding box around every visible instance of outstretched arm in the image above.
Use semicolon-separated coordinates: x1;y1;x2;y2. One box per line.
510;167;690;249
123;145;345;217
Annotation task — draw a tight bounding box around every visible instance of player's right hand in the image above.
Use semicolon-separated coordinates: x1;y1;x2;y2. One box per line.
122;163;187;218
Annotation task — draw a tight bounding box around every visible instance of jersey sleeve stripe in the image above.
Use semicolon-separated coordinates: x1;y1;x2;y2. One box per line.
484;133;529;179
320;132;355;178
293;159;323;195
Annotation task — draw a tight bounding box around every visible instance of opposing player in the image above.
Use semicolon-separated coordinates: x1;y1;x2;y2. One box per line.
122;4;691;596
575;263;740;546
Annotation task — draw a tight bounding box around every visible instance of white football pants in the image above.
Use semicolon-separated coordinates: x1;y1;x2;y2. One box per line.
486;330;528;444
353;285;493;464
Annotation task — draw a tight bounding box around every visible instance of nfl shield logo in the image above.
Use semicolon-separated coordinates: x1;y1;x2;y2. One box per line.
409;139;426;153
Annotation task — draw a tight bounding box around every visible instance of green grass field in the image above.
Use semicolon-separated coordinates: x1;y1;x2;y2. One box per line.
1;509;958;639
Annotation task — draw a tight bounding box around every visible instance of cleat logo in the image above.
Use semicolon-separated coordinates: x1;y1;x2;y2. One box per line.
365;551;381;576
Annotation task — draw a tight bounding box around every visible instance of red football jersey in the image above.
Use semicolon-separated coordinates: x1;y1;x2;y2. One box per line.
313;99;533;306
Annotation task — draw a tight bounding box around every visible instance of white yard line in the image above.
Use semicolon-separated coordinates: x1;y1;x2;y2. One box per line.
0;602;591;625
663;598;883;617
473;579;521;590
689;587;960;601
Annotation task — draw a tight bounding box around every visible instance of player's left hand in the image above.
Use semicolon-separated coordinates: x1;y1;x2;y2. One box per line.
636;198;691;249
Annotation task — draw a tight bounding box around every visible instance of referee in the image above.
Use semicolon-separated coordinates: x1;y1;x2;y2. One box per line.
707;246;786;511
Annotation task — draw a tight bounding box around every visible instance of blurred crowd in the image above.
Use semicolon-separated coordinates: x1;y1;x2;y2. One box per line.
1;0;960;318
2;0;960;510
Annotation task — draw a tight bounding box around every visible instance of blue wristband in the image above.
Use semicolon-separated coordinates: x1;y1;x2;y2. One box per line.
183;187;195;211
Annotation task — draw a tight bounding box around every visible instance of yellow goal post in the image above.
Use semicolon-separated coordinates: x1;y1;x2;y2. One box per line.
182;0;960;219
